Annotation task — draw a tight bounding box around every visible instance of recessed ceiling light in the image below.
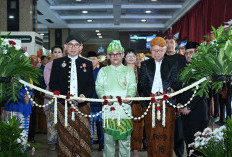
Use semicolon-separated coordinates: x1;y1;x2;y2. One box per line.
76;0;82;1
9;15;14;19
97;33;101;36
87;19;92;22
99;36;102;38
151;0;157;1
82;10;88;14
96;30;100;32
141;19;146;22
40;33;44;36
145;10;151;14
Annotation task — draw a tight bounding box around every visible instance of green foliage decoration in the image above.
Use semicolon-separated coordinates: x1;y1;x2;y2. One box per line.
0;33;41;103
179;26;232;97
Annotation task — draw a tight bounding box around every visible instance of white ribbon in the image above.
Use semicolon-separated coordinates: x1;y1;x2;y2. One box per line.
65;100;68;127
54;98;57;124
152;103;155;128
162;101;166;127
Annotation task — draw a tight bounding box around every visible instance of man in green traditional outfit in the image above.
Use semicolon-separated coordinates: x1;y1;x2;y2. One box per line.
96;40;137;157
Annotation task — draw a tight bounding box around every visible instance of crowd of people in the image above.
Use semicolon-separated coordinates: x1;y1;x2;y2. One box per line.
1;34;231;157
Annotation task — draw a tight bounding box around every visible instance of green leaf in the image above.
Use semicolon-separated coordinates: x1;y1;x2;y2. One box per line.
225;40;232;61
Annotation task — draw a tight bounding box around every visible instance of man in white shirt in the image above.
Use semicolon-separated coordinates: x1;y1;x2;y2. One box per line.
139;37;179;157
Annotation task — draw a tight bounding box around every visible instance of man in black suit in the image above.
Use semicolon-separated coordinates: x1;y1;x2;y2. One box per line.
139;37;180;157
165;35;186;157
49;35;94;157
180;41;208;157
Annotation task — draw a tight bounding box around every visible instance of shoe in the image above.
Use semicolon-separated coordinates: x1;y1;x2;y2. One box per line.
98;144;104;151
49;144;56;151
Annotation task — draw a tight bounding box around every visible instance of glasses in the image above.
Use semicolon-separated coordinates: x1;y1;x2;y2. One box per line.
126;55;136;58
151;49;163;53
67;43;81;48
185;51;194;54
109;53;122;57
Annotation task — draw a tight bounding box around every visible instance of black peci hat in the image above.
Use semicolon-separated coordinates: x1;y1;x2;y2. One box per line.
65;35;82;44
185;41;199;50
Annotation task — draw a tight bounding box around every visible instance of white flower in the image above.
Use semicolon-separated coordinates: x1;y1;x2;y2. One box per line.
3;49;7;54
219;125;226;131
15;45;21;50
24;52;29;57
194;131;202;137
17;138;22;143
202;127;212;136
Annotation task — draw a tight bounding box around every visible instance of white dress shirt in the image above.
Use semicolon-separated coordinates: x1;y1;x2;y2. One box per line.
151;60;163;94
68;55;78;97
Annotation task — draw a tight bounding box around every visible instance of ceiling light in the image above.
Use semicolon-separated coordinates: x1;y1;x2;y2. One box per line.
82;10;88;14
95;30;100;32
151;0;157;1
97;33;101;36
87;19;92;22
141;19;146;22
40;33;44;36
145;10;151;14
9;15;14;19
99;36;102;38
76;0;82;1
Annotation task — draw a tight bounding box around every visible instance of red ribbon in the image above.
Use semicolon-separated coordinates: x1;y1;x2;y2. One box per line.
116;96;122;105
66;94;73;103
71;108;75;112
150;94;156;103
156;107;161;111
110;107;115;111
103;96;108;105
53;90;60;99
163;95;169;100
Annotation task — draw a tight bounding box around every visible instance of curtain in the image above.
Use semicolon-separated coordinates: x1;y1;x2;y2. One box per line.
165;0;232;43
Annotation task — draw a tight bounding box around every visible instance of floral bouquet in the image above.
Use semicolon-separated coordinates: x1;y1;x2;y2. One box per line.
189;118;232;157
0;33;41;103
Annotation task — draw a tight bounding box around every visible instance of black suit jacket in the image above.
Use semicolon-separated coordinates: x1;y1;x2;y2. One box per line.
180;78;209;122
138;57;179;107
49;56;95;106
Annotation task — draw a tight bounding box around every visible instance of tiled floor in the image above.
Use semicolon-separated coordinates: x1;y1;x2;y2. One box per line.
29;133;187;157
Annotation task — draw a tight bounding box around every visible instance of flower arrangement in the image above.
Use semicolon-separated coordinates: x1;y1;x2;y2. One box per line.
179;26;232;98
189;118;232;157
0;33;41;103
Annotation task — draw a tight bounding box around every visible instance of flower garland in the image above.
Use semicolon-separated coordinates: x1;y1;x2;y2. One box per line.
19;79;200;127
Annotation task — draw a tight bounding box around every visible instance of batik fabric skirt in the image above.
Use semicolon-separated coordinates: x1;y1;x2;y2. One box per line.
131;101;144;150
57;103;91;157
144;102;175;157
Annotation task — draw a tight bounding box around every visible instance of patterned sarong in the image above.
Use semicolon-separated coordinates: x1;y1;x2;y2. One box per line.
144;101;175;157
103;119;133;140
57;103;91;157
131;102;144;150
